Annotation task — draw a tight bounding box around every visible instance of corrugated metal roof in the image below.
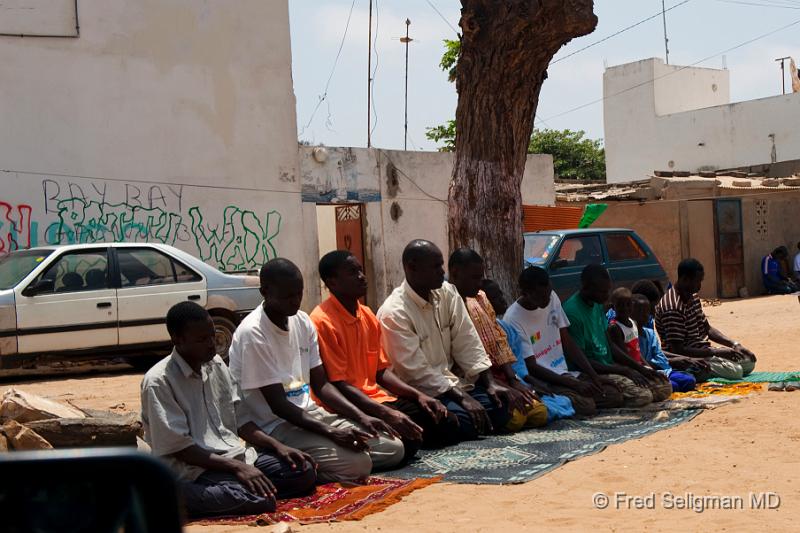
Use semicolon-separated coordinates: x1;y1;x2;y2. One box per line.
522;205;584;232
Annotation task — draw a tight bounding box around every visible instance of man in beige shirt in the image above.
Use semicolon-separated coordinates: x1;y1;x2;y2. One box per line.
377;240;521;443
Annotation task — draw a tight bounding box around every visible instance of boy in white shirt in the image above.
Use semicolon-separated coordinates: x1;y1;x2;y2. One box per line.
228;259;405;483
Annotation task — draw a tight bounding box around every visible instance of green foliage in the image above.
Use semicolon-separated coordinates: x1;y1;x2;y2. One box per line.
425;120;456;152
424;123;605;180
528;129;606;181
439;39;461;82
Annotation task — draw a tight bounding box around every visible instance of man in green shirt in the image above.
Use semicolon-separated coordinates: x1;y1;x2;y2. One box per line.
562;265;671;407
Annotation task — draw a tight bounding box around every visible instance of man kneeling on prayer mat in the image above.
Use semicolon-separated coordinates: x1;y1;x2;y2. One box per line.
498;267;625;416
377;240;523;442
311;250;458;455
447;248;556;427
563;265;671;407
228;259;407;484
141;302;316;519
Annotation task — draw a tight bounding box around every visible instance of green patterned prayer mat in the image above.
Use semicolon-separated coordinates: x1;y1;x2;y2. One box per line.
709;371;800;384
389;409;700;485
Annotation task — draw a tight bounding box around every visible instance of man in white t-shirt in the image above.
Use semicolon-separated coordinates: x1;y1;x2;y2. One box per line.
502;266;624;415
228;259;405;483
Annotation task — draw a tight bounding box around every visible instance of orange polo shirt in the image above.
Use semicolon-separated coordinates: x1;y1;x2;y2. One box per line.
310;296;396;404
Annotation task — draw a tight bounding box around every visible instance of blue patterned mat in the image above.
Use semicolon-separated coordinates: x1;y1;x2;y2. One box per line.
389;409;700;484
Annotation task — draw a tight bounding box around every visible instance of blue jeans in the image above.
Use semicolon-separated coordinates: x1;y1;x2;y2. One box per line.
436;385;512;441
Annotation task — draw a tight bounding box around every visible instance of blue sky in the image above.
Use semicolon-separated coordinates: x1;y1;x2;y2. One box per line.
289;0;800;151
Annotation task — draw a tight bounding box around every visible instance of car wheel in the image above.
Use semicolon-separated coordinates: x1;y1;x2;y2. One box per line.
212;315;237;360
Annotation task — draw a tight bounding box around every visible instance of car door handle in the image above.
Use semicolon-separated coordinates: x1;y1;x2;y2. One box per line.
188;295;201;301
97;302;112;309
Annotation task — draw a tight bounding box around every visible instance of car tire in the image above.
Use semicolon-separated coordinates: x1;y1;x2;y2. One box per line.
212;315;237;361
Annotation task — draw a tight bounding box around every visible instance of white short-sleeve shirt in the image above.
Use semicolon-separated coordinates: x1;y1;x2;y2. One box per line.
228;305;322;435
503;291;578;377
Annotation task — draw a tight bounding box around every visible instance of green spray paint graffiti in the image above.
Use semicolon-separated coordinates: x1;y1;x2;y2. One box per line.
44;198;282;271
189;206;281;272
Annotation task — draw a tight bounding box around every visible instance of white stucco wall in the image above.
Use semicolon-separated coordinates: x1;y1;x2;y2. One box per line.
300;146;554;308
0;1;311;293
604;58;800;183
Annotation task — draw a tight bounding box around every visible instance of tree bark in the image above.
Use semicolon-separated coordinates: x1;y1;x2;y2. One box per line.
449;1;597;298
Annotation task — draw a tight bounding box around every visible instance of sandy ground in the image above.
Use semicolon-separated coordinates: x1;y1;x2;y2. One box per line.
3;295;798;532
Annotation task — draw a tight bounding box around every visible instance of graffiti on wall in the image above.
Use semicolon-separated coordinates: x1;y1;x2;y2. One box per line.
0;177;282;272
0;201;35;254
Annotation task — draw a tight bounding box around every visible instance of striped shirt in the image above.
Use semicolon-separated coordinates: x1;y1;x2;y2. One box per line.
654;287;710;350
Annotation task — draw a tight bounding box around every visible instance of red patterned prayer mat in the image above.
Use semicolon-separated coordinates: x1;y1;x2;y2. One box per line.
191;476;440;526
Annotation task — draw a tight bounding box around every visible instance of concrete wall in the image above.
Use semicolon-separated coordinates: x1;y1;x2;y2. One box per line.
605;58;800;183
300;147;555;308
741;194;800;297
582;191;800;298
0;1;320;302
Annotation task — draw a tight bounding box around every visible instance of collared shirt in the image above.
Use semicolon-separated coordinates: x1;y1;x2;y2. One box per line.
639;327;672;376
562;293;614;366
654;287;711;350
465;291;518;369
377;280;491;397
140;350;256;482
228;306;322;435
311;295;395;404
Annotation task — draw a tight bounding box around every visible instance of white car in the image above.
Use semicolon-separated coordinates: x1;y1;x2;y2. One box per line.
0;243;262;370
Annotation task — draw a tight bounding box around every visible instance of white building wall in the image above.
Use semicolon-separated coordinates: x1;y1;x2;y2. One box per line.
0;0;315;298
604;58;800;183
300;147;554;308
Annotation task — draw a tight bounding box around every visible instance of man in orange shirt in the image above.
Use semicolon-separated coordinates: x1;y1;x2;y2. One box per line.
311;251;459;457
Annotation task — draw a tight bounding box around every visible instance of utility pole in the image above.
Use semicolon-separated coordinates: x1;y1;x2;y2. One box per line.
367;0;373;148
775;56;791;95
400;19;413;151
661;0;670;65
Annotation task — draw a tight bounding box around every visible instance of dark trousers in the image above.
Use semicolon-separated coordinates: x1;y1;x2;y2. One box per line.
385;398;458;452
436;385;511;442
180;453;316;519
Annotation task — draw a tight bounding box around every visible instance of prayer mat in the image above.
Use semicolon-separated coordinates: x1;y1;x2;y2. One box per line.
388;409;699;485
670;382;764;399
191;476;439;526
709;371;800;384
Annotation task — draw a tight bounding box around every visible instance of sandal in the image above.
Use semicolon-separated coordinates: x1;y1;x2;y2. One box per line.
784;381;800;392
768;382;787;391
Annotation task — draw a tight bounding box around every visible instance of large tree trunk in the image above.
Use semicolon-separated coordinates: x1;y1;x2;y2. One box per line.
449;1;597;298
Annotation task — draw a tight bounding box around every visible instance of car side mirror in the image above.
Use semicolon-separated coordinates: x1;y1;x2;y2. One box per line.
22;279;55;297
551;259;569;270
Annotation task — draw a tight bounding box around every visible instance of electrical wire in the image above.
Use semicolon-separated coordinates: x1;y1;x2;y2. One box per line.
299;0;357;137
370;0;380;140
542;16;800;122
424;0;459;35
716;0;800;8
551;0;694;66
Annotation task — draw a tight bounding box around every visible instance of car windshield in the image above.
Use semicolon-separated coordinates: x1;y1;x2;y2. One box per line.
523;234;561;265
0;250;54;290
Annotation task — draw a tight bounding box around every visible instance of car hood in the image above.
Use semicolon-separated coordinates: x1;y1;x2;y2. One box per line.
0;289;15;307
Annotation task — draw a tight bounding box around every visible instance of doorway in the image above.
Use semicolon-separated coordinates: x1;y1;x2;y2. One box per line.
315;204;366;302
